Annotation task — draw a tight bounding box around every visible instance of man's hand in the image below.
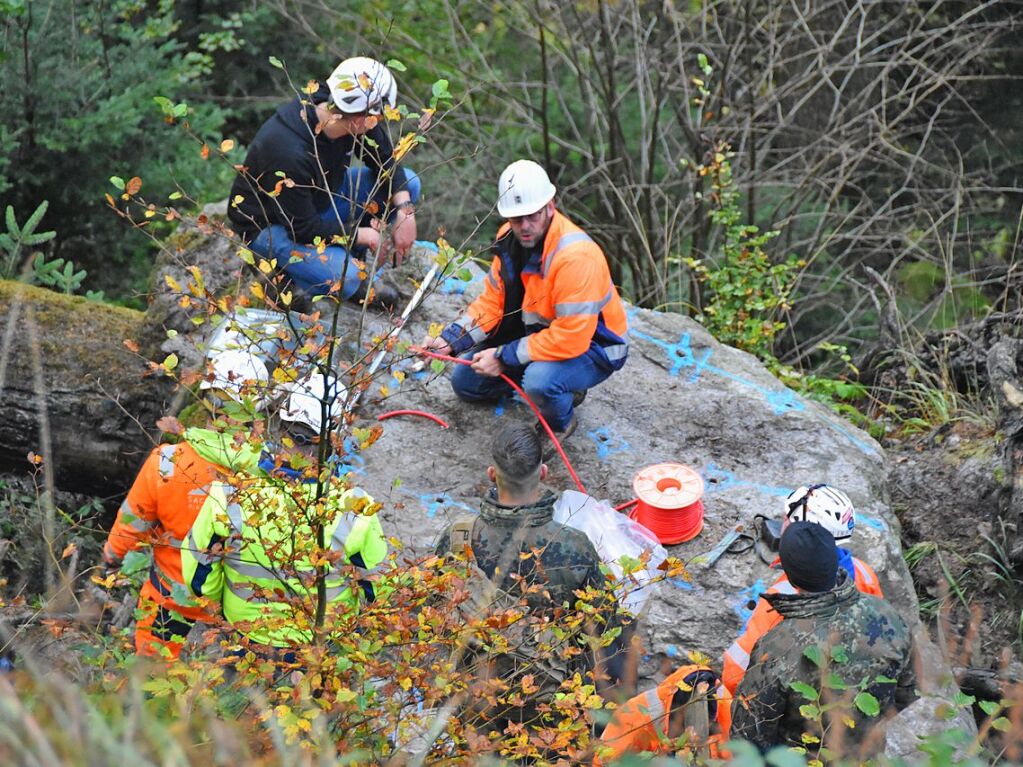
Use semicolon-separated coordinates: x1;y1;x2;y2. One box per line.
418;335;451;357
357;222;394;269
391;206;416;266
471;347;504;378
356;224;382;252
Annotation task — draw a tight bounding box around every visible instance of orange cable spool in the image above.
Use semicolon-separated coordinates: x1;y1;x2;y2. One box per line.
628;463;705;545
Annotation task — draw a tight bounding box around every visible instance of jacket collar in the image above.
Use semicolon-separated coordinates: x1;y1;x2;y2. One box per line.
764;570;859;619
478;487;558;527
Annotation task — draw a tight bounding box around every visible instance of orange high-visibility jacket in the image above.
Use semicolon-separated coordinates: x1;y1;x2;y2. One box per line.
103;430;261;599
597;664;732;765
721;556;883;694
445;211;628;369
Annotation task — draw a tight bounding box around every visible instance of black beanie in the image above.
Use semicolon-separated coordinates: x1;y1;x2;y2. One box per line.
779;521;838;592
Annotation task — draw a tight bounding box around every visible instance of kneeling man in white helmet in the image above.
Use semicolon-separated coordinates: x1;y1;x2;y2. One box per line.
721;484;884;695
419;160;629;451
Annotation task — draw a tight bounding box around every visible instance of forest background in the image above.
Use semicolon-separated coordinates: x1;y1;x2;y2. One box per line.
4;0;1022;401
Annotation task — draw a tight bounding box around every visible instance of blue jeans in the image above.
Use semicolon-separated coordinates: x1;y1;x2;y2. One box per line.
250;167;420;299
450;349;610;431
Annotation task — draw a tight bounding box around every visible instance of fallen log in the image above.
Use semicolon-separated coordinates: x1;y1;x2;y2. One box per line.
0;280;171;495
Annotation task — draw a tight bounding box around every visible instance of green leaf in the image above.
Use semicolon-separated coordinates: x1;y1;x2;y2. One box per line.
803;645;824;668
766;748;809;767
789;681;819;701
163;353;179;371
798;703;820;719
386;59;407;72
169;191;183;200
953;690;976;707
110;176;125;190
431;79;451;99
121;549;151;576
854;691;880;717
429;359;445;375
172;103;188;118
823;673;848;690
978;700;1000;716
268;55;283;69
992;716;1011;732
830;645;848;664
874;675;897;684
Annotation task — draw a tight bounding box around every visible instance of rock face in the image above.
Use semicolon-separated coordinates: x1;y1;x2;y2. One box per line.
0;232;975;752
317;249;973;750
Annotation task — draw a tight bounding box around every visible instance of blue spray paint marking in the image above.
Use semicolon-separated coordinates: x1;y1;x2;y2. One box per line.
336;437;366;476
632;329;804;416
700;463;792;497
822;420;881;456
858;514;887;531
421;493;476;519
665;644;680;658
631;320;879;455
494;393;525;417
586;426;631;461
735;579;769;629
669;577;694;591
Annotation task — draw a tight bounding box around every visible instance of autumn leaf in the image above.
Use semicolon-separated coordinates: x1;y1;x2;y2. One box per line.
220;139;235;153
393;132;417;161
126;176;142;195
200;143;210;160
156;415;184;435
61;542;77;559
123;338;140;353
27;452;43;466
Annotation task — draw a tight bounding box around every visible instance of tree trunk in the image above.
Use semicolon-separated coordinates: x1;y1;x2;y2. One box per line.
0;280;171;496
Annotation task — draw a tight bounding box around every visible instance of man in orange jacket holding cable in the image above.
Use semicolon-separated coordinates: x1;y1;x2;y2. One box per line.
102;350;267;658
419;159;628;445
596;663;732;764
721;484;884;694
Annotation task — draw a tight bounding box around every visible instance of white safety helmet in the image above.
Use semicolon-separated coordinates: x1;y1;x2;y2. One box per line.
200;350;270;409
782;484;855;542
278;373;347;433
327;57;397;115
496;159;557;218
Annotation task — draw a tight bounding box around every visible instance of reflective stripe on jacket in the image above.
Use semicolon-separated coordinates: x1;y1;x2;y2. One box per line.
443;211;628;370
180;476;387;647
721;554;884;694
597;664;732;765
103;429;262;595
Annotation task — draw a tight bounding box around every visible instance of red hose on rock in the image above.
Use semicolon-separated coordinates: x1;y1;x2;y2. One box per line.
412;347;587;495
377;409;450;429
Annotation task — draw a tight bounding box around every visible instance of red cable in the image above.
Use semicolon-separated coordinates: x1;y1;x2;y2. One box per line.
615;498;639;512
629;499;704;545
377;409;450;429
412;347;587;495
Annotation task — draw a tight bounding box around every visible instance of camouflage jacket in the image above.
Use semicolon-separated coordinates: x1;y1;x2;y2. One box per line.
434;489;605;611
731;572;916;756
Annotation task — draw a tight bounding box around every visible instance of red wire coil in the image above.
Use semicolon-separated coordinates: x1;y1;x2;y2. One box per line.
629;498;704;545
628;463;705;545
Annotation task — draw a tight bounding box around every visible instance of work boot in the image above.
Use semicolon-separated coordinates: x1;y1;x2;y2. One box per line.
351;274;401;312
536;415;578;461
572;389;587;408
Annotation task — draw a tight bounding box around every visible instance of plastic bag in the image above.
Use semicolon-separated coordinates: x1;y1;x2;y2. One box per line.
553;489;668;616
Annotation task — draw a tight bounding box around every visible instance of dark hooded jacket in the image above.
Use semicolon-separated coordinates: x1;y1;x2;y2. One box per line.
731;571;916;756
228;84;407;244
434;489;605;611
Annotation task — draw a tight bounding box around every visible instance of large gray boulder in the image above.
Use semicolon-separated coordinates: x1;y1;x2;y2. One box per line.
325;249;974;752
